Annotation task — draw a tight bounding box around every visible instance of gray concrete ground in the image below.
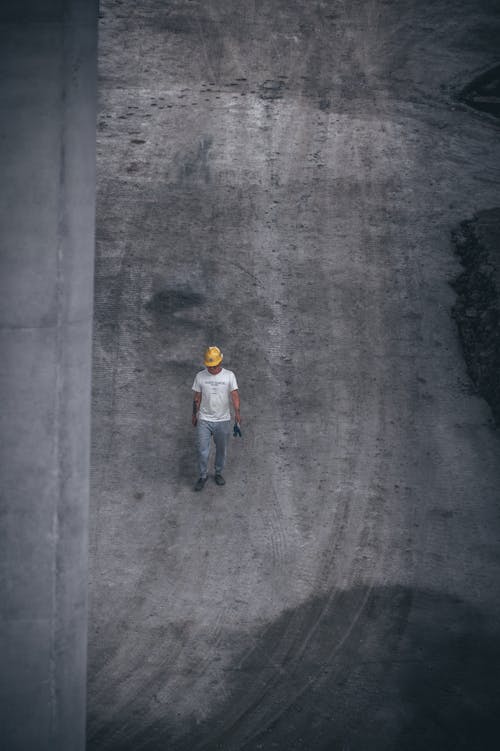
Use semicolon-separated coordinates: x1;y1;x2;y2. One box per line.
0;3;97;749
87;1;500;749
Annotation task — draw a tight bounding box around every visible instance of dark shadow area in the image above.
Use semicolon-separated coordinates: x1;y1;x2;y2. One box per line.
451;209;500;425
259;79;286;101
87;585;500;751
145;288;206;318
459;64;500;118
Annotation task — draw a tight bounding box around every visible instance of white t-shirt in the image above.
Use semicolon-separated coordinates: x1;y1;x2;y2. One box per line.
192;368;238;422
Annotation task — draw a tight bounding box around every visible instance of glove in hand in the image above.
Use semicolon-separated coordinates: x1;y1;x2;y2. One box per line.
233;421;242;438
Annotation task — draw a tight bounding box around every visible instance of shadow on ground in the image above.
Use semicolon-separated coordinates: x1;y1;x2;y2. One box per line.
451;209;500;425
87;585;500;751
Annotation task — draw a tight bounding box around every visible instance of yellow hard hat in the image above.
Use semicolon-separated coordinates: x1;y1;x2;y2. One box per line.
204;346;223;367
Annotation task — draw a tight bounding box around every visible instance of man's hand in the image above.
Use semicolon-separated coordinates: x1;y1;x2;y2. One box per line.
192;392;201;427
231;389;241;426
233;421;242;438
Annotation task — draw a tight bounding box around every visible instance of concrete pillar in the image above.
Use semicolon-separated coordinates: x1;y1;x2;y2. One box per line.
0;2;97;749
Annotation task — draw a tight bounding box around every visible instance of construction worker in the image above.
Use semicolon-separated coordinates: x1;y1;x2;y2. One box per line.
191;346;241;491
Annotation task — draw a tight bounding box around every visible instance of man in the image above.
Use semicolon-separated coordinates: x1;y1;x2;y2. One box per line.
191;346;241;491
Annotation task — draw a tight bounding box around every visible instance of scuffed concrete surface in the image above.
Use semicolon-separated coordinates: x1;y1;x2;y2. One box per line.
459;63;500;119
88;1;500;749
452;210;500;425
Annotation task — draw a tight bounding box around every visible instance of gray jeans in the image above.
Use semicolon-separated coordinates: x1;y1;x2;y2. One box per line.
196;419;232;479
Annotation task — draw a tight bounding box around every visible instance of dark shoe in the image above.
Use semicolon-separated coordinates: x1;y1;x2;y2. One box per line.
215;473;225;486
194;477;207;491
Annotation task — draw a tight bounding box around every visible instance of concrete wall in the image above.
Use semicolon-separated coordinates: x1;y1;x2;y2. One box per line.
0;2;97;749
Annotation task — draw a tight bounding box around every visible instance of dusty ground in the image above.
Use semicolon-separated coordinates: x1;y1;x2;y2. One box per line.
87;1;500;749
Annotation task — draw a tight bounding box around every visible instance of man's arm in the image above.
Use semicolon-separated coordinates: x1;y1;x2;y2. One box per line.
230;389;241;423
192;390;201;426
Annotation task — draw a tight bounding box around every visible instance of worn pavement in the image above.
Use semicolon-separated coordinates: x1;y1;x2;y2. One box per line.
88;2;500;749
